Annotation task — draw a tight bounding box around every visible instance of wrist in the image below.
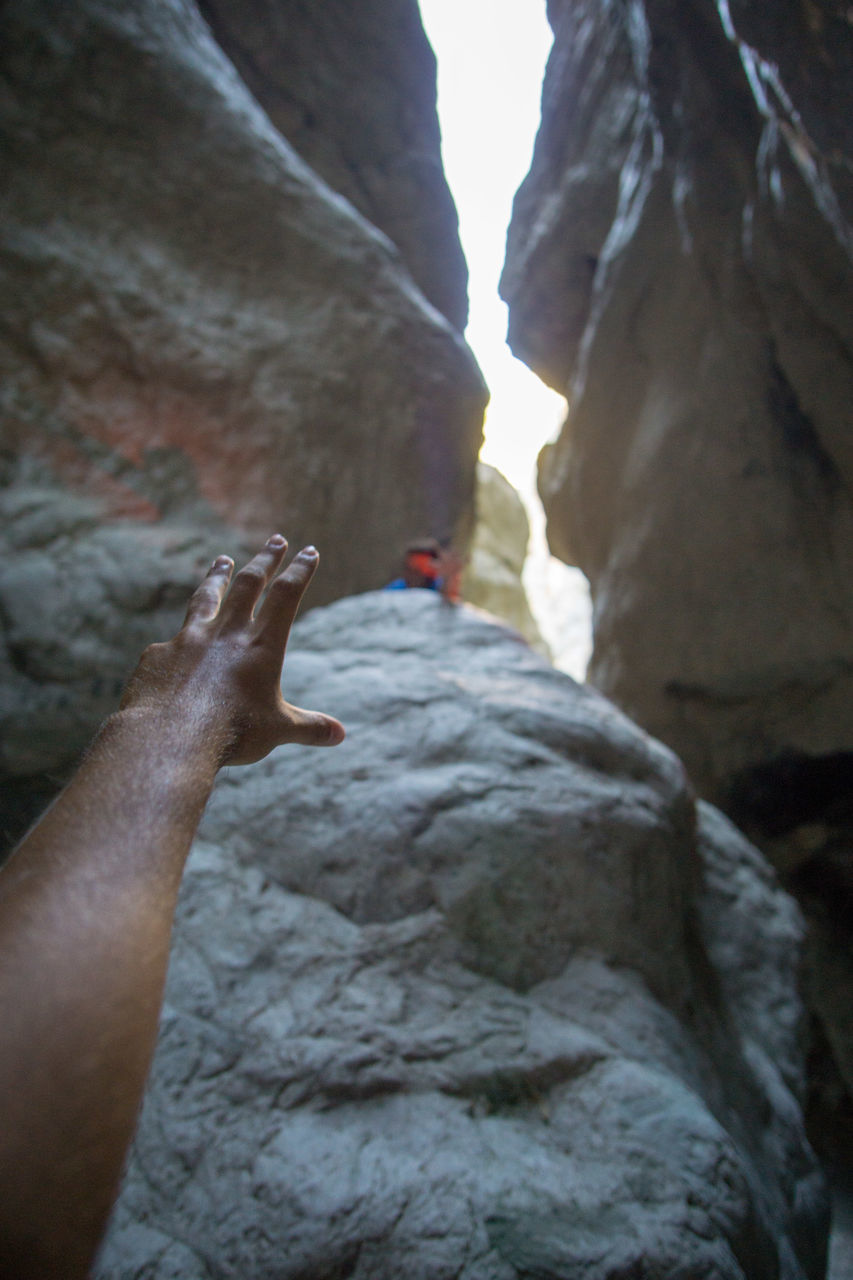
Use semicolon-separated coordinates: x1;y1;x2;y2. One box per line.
99;704;230;777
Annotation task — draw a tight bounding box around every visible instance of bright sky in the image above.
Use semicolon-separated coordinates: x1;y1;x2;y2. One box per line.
418;0;567;482
418;0;592;678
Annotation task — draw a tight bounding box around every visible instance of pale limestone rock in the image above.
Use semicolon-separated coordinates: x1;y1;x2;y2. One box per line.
462;463;546;654
96;592;827;1279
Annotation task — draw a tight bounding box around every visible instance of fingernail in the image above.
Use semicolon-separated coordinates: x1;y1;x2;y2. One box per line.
267;533;286;547
301;545;318;558
212;555;232;569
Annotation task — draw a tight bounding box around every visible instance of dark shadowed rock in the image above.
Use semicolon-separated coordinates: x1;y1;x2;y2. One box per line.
97;592;827;1279
501;0;853;1153
195;0;470;330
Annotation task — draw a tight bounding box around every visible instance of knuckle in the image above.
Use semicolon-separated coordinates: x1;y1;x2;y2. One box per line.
182;615;210;638
270;572;302;600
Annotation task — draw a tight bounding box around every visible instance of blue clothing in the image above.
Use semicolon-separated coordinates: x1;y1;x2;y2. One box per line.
386;578;441;591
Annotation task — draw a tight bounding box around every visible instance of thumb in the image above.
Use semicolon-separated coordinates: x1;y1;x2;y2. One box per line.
281;703;346;747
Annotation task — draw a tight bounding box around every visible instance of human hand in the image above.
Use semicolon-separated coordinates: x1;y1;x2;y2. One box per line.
121;534;345;765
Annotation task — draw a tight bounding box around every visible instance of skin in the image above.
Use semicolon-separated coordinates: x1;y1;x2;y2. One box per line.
0;534;344;1279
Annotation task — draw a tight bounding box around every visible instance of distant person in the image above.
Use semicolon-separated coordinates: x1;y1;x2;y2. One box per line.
0;534;345;1280
387;538;464;601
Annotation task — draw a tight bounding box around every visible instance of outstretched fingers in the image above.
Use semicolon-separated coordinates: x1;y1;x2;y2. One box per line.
254;546;320;651
218;535;289;628
183;556;234;627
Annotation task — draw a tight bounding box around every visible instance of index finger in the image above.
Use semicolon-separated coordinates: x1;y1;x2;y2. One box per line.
183;556;234;628
254;546;319;653
218;535;289;629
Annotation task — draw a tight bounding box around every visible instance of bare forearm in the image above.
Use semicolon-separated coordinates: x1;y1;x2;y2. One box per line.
0;536;343;1276
0;709;223;1277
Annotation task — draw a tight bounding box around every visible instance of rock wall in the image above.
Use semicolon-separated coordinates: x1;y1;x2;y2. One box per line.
462;462;546;653
502;0;853;1152
502;0;853;811
0;0;485;836
97;593;828;1279
195;0;469;330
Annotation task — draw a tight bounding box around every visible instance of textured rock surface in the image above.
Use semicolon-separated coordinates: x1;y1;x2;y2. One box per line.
97;593;827;1279
0;484;247;845
0;0;485;837
502;0;853;1154
195;0;469;330
502;0;853;803
0;0;484;589
462;462;545;653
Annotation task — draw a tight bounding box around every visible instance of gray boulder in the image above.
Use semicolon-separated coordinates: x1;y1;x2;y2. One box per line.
97;592;827;1279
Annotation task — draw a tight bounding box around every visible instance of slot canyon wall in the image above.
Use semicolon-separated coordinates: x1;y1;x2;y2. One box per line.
502;0;853;1158
0;0;839;1275
463;461;547;653
0;0;486;835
